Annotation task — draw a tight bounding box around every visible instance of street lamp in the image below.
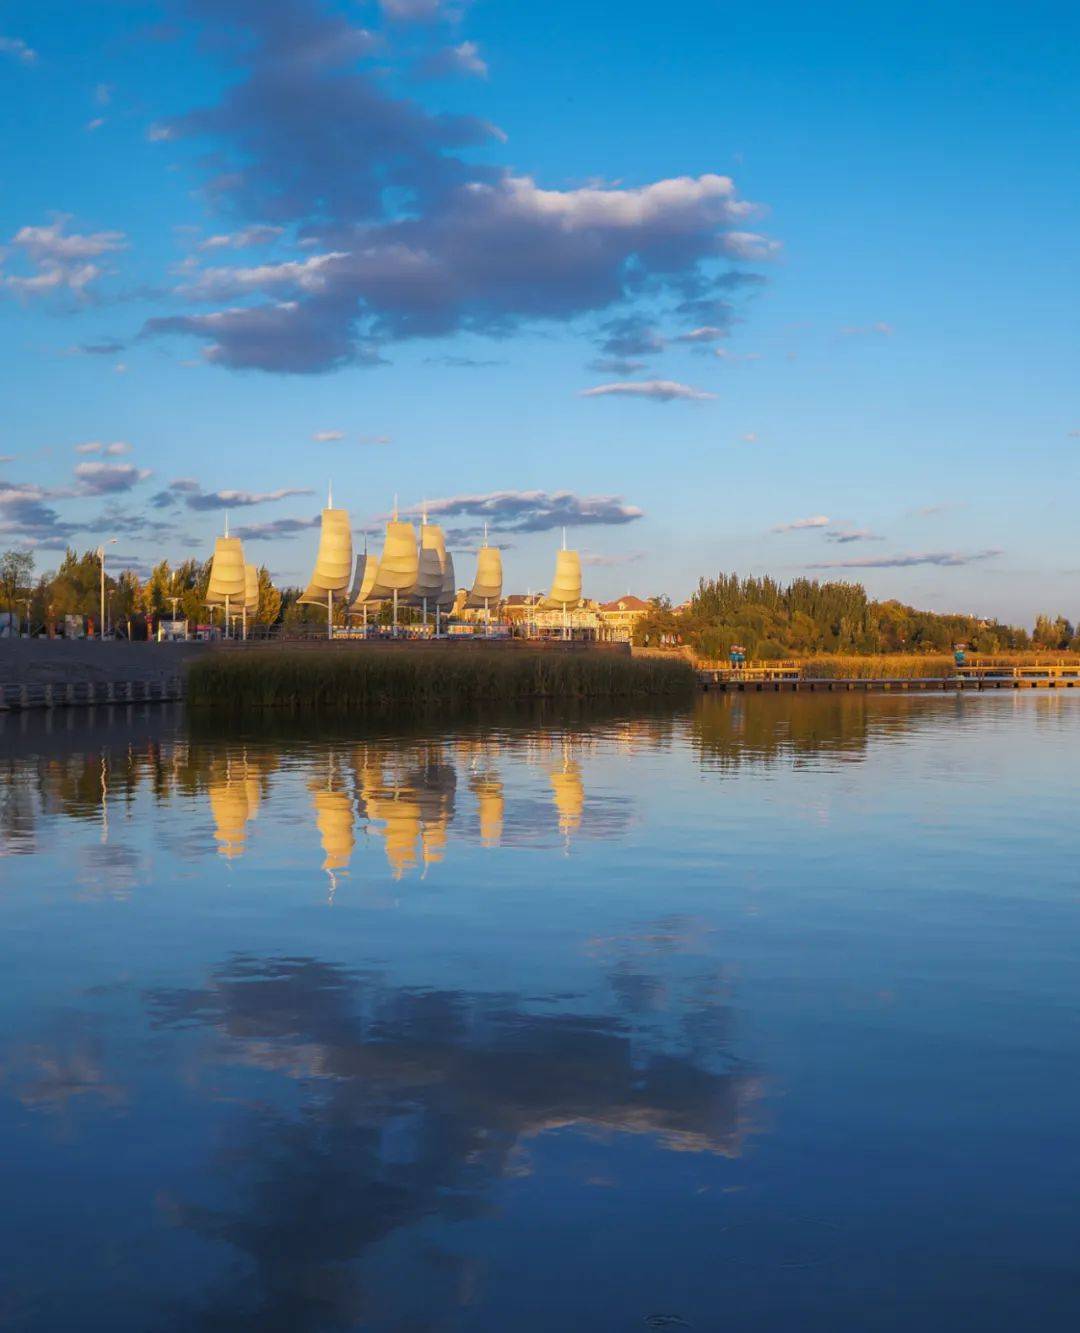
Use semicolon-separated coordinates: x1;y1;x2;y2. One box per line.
97;539;117;640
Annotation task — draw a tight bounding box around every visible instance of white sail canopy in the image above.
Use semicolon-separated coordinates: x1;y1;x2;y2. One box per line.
466;544;503;607
438;549;456;609
367;520;419;599
299;507;353;605
347;552;380;612
414;522;446;604
541;548;582;610
205;536;246;606
244;564;259;615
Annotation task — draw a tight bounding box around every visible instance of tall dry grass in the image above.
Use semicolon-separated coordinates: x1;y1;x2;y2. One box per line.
799;655;954;679
186;646;697;712
801;652;1080;679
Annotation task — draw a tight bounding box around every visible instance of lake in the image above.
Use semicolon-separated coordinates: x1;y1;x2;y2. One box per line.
1;693;1078;1331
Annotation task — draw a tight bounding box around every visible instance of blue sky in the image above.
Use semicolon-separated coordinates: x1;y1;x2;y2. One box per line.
1;0;1077;620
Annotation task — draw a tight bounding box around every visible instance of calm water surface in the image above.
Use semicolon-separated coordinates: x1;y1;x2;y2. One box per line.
1;694;1078;1330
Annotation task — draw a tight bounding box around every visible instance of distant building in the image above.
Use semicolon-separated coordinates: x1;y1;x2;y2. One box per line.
500;593;601;638
597;595;651;642
455;591;654;641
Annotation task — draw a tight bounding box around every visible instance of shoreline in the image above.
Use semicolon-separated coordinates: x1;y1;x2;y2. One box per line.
5;640;1080;712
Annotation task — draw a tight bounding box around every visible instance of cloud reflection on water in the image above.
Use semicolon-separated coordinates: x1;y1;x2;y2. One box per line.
145;949;756;1329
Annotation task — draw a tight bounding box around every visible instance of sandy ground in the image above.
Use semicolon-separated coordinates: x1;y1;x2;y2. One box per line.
0;639;212;686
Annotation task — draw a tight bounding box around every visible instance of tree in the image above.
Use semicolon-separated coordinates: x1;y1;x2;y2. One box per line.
142;559;173;616
0;549;34;616
255;565;282;625
634;570;1032;662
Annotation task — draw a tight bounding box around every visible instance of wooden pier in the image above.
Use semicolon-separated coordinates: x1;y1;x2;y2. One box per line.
697;656;1080;692
700;674;1080;693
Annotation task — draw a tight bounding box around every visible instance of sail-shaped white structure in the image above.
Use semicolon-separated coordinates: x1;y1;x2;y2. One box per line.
466;527;502;626
414;516;446;624
364;509;419;633
540;532;582;638
347;551;379;621
298;488;353;638
205;520;246;637
438;549;456;612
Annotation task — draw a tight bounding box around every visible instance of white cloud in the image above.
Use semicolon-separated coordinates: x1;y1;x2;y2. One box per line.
86;117;106;132
772;515;830;532
231;515;322;540
198;225;285;252
0;36;36;64
501;173;756;233
839;321;893;337
75;441;131;456
414;488;643;533
722;231;781;260
419;41;488;80
12;218;126;263
74;461;151;494
312;430;345;442
809;549;1002;570
380;0;448;20
581;379;715;402
825;527;884;544
179;251;347;300
2;216;126;298
675;326;728;343
581;550;645;568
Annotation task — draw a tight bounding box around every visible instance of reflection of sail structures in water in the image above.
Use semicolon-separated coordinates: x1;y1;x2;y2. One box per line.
358;748;455;879
208;762;261;860
550;755;585;837
471;771;504;848
311;786;355;876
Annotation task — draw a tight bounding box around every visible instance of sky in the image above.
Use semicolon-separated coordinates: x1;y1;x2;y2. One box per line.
1;0;1078;621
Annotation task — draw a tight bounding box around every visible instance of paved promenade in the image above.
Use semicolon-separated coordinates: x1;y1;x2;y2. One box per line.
0;639;211;688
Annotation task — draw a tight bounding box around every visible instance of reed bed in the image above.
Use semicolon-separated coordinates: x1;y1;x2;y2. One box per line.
800;654;954;679
800;652;1080;679
186;646;697;712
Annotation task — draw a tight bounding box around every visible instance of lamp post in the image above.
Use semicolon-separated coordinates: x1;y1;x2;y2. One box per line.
97;539;117;640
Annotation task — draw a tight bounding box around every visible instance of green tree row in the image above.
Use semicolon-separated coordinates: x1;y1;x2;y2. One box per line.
1;550;281;631
634;573;1078;657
